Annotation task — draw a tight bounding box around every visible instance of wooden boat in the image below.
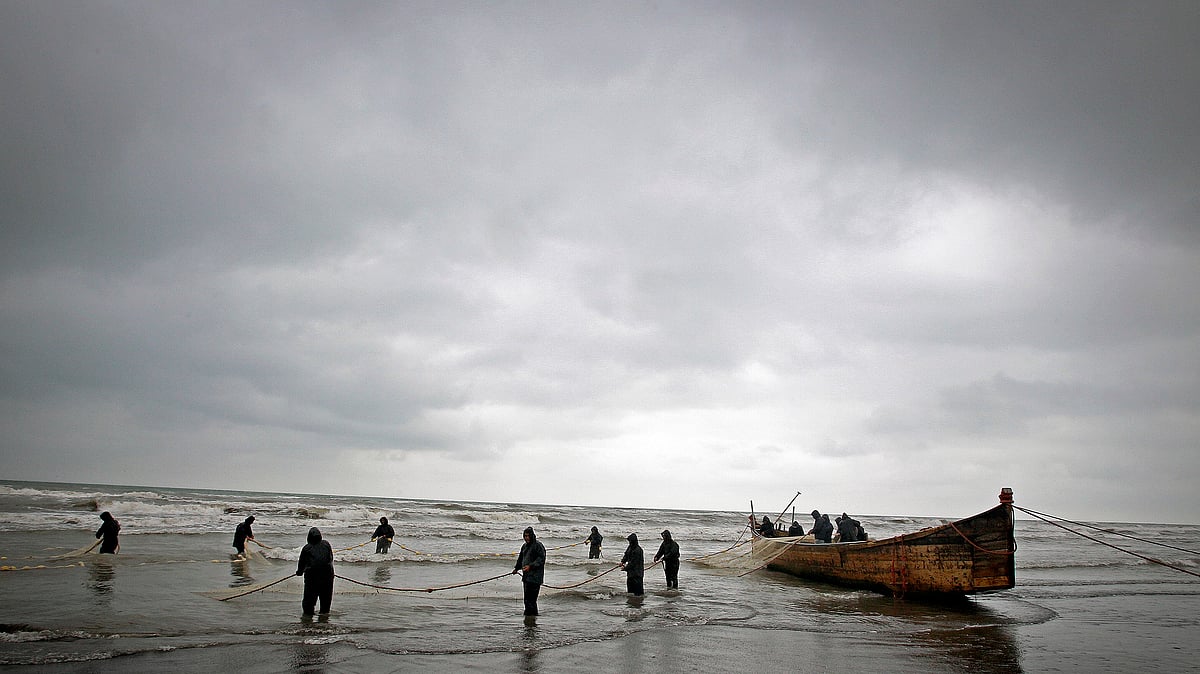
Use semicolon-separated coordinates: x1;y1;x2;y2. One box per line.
751;488;1016;597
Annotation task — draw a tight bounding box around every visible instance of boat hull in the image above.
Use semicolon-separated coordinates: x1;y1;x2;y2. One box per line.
753;502;1015;596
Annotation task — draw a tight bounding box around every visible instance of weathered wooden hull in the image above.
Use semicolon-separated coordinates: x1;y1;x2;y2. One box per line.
752;502;1015;597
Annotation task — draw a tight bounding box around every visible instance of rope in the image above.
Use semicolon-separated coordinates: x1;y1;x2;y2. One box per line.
336;540;375;553
687;527;751;562
333;571;513;593
1016;506;1200;556
542;564;623;589
948;521;1014;556
217;573;295;601
398;541;582;559
1016;506;1200;579
546;540;585;552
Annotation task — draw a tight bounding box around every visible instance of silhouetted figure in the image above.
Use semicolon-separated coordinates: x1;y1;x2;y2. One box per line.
371;517;395;554
811;511;833;543
760;516;776;538
837;513;861;543
654;529;680;589
620;533;645;596
512;526;546;616
96;511;120;554
585;526;603;559
296;527;334;616
788;520;804;536
232;516;255;557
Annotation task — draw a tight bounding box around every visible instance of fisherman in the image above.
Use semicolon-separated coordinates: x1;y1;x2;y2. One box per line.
371;516;395;554
837;513;861;543
620;533;645;596
584;526;603;559
788;519;804;536
653;529;680;589
511;526;546;616
232;515;256;558
811;511;833;543
760;515;776;538
95;511;120;554
296;527;335;616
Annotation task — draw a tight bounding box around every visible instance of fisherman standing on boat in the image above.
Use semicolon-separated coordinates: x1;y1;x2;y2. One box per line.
584;526;603;559
837;513;861;543
512;526;546;616
760;515;776;537
371;516;395;554
96;511;120;554
654;529;680;589
620;533;645;596
811;511;833;543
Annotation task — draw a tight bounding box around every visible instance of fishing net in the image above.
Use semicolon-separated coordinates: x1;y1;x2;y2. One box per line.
47;540;101;560
690;531;804;572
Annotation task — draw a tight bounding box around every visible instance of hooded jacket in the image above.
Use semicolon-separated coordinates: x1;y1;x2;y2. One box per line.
296;527;334;577
96;511;120;552
372;517;395;540
654;530;679;563
514;526;547;585
621;533;644;578
233;516;255;548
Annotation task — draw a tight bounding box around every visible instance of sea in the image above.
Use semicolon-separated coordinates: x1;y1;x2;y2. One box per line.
0;480;1197;673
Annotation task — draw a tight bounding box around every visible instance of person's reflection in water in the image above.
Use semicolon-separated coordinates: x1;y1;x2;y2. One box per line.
86;559;115;605
290;636;328;671
372;564;392;585
519;618;539;671
230;559;255;588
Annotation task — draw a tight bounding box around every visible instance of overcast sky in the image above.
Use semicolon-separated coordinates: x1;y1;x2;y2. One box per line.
2;1;1197;523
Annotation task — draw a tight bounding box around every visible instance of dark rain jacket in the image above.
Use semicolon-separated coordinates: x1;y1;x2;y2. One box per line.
621;535;644;579
233;520;254;548
760;517;776;537
813;515;834;543
837;516;861;543
514;531;547;585
95;513;120;553
372;522;395;540
296;527;334;578
585;528;603;549
654;532;680;563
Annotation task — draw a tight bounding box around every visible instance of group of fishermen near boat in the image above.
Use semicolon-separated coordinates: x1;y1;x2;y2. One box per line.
754;509;869;543
86;511;682;619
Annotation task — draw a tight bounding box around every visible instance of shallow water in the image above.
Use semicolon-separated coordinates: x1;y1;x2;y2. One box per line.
1;480;1197;672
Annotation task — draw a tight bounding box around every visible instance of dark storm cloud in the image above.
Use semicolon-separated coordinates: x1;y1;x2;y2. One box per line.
1;1;1197;521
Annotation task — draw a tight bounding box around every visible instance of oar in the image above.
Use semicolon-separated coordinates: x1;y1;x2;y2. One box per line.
775;491;801;528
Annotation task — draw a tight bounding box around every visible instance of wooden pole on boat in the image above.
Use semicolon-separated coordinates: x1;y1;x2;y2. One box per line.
776;491;801;527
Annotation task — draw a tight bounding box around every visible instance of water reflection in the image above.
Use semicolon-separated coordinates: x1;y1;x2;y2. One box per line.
519;618;539;671
230;559;255;588
290;633;328;673
372;565;392;585
848;594;1024;673
86;559;115;601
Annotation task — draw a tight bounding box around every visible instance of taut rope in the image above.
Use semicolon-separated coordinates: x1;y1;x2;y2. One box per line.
1015;506;1200;579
